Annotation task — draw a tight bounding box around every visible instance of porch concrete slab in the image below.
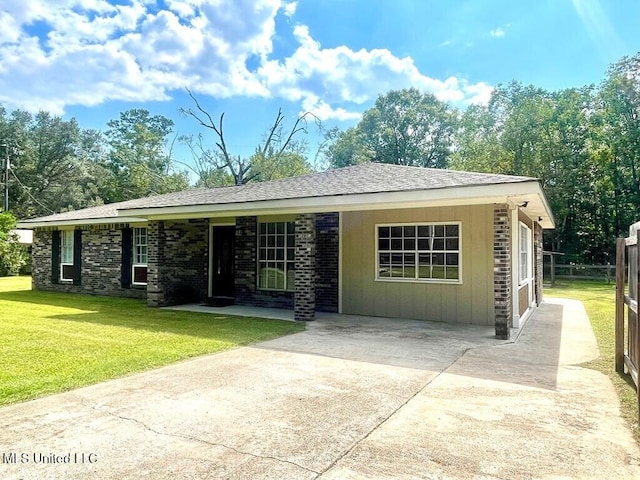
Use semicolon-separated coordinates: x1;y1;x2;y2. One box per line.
163;303;296;321
260;312;501;370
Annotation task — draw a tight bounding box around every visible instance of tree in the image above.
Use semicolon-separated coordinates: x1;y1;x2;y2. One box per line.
0;212;27;276
102;109;189;202
181;89;318;186
0;109;99;219
450;83;607;262
324;127;371;168
449;104;507;173
595;54;640;240
326;88;456;168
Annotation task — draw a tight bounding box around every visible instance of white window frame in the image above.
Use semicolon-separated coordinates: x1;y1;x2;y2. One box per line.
375;222;462;285
519;222;532;285
257;221;295;292
60;230;74;282
132;227;148;286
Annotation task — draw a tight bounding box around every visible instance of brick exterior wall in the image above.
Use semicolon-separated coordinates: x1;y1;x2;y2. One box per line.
295;213;316;321
315;212;339;312
32;227;146;299
534;222;543;306
32;212;339;315
147;219;208;307
494;205;512;339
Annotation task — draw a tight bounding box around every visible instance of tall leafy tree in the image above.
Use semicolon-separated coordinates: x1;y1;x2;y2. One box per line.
102;109;188;202
595;54;640;240
327;88;456;168
0;108;98;218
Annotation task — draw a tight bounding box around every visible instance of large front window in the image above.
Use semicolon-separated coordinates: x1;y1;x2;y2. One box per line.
258;222;295;291
60;230;74;281
376;223;461;283
132;227;148;285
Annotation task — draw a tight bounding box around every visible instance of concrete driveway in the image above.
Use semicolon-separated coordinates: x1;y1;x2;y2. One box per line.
1;299;639;479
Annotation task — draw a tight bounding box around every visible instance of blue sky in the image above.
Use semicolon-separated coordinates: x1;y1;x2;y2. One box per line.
1;0;639;168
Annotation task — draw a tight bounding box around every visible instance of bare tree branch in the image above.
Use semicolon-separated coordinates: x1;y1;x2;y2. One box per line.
181;89;322;185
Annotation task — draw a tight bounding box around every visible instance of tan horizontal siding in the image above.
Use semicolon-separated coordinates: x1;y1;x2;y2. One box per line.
341;205;495;325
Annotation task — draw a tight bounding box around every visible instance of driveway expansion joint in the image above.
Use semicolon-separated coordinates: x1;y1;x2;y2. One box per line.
82;400;320;475
315;354;462;478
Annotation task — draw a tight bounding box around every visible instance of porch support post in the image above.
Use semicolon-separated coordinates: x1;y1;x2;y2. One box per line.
494;204;512;339
147;220;166;307
295;213;316;321
534;222;544;305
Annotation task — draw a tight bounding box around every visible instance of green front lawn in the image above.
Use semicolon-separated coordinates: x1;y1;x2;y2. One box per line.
0;276;303;406
546;281;639;441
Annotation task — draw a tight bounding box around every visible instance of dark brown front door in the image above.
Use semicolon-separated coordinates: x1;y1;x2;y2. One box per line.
211;226;235;298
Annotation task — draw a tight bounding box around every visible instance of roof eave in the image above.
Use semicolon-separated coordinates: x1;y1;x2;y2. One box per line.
16;216;148;229
119;181;555;229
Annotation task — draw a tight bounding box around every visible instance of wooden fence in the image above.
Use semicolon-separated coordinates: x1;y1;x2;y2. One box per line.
615;231;640;420
543;258;615;284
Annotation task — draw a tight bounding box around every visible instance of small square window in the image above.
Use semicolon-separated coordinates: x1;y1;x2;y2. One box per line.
417;225;431;237
403;238;415;250
403;226;415;237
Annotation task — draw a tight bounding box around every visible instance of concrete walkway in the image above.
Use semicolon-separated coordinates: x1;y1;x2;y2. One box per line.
1;298;639;479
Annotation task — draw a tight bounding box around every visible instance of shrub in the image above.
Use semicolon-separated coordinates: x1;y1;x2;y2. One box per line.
0;212;28;276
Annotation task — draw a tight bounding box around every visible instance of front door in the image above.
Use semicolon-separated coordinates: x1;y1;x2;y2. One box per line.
210;226;235;298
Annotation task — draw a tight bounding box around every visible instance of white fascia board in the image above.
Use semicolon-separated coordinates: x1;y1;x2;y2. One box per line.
117;181;553;225
16;216;148;229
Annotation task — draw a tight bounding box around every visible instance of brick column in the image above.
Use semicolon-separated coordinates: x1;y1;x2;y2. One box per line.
234;216;257;305
295;213;316;321
534;222;543;306
315;213;339;312
147;220;166;307
494;205;512;339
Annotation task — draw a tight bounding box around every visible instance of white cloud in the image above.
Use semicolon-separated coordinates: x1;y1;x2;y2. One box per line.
0;0;493;120
257;24;492;119
489;27;505;38
283;1;297;17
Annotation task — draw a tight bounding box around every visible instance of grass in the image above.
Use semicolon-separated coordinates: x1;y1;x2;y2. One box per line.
0;276;303;406
546;280;639;441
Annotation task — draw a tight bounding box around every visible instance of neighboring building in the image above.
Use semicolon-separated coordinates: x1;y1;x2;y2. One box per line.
10;229;33;245
17;163;554;339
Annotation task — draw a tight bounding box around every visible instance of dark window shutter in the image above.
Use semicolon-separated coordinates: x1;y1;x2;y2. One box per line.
121;227;132;287
73;229;82;285
51;231;60;284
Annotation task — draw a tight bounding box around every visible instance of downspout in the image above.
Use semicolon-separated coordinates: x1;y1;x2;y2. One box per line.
510;203;521;328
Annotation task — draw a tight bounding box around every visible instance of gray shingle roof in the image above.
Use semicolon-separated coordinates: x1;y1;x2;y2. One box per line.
20;163;536;224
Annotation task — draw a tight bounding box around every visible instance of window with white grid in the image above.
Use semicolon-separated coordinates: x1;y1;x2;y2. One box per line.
257;222;295;291
376;223;461;283
132;227;148;285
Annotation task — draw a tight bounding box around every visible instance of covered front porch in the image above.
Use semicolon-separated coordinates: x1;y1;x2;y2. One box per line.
145;213;337;322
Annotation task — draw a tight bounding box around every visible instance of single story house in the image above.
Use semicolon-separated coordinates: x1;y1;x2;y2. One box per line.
17;163;554;339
